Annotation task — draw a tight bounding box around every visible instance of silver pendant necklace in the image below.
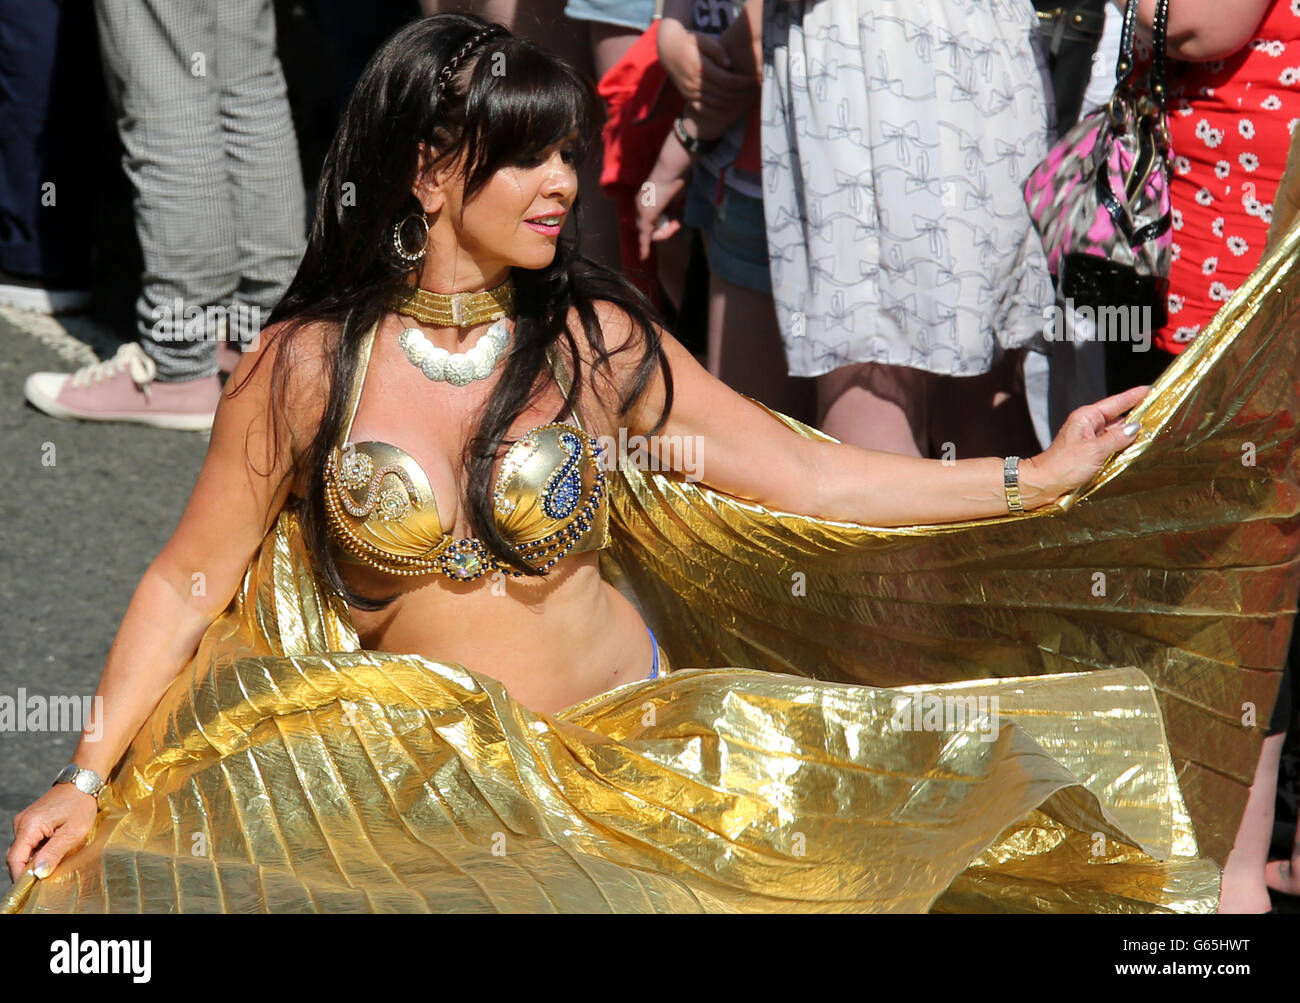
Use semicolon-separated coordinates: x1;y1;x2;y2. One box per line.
397;319;511;388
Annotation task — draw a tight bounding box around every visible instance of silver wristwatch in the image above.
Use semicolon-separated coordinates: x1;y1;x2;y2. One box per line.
1003;455;1025;513
53;763;108;803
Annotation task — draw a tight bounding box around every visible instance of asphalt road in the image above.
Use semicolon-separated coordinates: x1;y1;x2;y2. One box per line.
0;308;208;865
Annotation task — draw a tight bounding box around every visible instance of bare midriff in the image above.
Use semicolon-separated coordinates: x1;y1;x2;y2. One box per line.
337;549;655;715
312;316;657;714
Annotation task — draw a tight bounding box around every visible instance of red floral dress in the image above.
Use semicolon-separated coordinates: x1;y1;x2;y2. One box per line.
1160;0;1300;353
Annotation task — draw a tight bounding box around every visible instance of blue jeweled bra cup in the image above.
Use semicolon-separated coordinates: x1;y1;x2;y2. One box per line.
324;422;609;582
323;320;610;582
540;431;585;520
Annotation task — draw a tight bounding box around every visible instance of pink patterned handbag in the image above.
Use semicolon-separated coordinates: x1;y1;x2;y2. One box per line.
1023;0;1173;327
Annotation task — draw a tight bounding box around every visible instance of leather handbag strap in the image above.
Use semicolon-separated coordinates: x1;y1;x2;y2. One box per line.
1116;0;1141;86
1150;0;1171;112
1094;0;1175;252
1115;0;1172;108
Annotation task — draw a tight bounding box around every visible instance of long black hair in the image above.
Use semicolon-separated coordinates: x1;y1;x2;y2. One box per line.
233;12;673;610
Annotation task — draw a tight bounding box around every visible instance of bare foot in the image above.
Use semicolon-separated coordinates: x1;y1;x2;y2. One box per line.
1265;858;1300;896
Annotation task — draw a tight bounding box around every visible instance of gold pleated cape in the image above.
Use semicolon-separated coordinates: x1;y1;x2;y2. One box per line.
1;509;1217;913
603;198;1300;872
6;183;1300;915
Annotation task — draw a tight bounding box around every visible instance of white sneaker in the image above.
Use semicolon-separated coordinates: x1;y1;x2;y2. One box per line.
24;342;220;431
0;280;92;315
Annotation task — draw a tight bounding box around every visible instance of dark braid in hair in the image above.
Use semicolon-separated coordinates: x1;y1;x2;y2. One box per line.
435;24;507;103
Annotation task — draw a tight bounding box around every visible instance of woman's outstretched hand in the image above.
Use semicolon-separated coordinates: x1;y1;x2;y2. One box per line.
6;784;99;882
1022;385;1151;507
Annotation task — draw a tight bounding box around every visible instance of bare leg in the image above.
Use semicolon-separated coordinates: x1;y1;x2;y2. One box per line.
567;21;641;268
655;227;691;311
497;0;586;64
1265;725;1300;896
1265;829;1300;895
708;270;814;421
815;362;930;456
1219;731;1285;913
928;350;1043;461
419;0;521;23
589;21;639;78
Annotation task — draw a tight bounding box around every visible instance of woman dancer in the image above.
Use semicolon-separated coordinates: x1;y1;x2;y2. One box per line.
5;14;1206;914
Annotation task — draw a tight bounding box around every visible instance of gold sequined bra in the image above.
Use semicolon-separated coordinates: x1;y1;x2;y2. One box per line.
324;319;609;582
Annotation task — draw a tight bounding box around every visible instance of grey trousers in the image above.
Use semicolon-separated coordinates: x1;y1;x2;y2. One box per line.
95;0;305;381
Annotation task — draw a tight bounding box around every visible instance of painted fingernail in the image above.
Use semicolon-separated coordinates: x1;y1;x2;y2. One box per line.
33;860;52;879
1123;421;1140;437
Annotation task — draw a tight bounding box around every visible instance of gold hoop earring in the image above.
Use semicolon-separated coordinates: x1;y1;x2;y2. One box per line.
391;213;429;264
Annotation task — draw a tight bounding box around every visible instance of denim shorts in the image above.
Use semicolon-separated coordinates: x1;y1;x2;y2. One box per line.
563;0;654;30
683;166;772;295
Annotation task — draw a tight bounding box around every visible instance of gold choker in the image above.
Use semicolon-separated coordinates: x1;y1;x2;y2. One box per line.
387;277;516;328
